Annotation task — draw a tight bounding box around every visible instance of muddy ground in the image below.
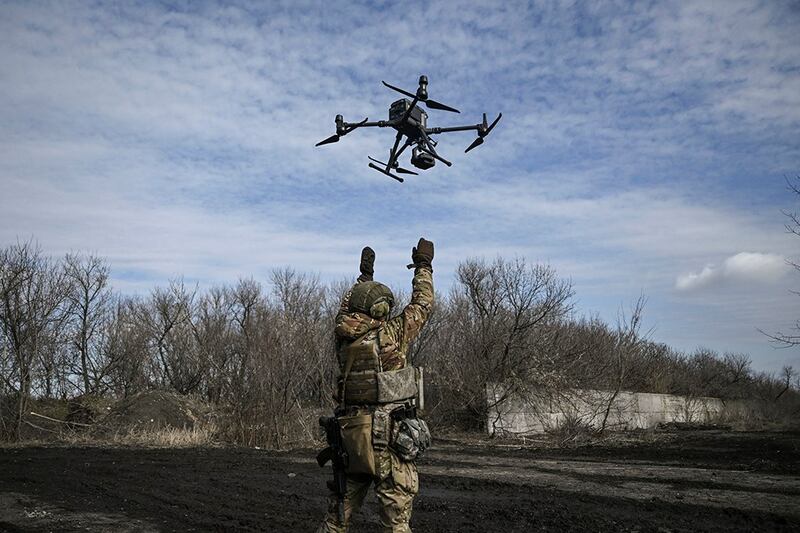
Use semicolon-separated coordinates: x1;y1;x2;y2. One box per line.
1;429;798;532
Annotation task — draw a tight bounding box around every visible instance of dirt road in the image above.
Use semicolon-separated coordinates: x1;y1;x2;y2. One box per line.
1;430;798;532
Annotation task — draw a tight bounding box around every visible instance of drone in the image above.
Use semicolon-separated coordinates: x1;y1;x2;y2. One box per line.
315;75;502;183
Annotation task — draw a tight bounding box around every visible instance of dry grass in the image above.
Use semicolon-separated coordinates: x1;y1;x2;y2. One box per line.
105;424;218;447
0;438;52;449
708;402;783;431
544;415;599;447
0;423;221;448
71;423;220;447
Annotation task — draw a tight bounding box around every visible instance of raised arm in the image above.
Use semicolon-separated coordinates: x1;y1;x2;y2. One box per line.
385;238;435;349
400;265;434;343
335;246;379;339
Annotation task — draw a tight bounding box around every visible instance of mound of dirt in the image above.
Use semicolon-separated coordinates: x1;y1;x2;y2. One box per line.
15;397;74;441
95;390;209;435
65;394;114;425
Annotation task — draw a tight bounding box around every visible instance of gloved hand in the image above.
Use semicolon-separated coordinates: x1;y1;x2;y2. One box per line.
407;238;434;270
357;246;375;282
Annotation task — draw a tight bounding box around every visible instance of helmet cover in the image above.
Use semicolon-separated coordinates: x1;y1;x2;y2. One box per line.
349;281;394;319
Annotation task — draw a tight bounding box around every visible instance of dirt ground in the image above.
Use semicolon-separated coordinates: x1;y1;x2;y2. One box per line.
1;429;798;532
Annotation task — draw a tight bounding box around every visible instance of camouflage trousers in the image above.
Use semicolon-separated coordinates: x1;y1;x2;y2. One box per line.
317;452;419;533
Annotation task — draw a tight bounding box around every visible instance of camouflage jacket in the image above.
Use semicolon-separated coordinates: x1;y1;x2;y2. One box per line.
335;266;433;372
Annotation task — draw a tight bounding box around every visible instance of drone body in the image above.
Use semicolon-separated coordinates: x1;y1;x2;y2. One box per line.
316;75;502;183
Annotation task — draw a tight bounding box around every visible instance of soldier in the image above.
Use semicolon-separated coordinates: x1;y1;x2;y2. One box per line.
317;238;434;533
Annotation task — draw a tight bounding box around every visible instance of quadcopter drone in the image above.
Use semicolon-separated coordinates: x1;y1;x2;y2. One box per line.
315;75;502;183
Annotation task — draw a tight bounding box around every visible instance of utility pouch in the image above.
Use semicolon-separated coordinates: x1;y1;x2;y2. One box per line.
372;409;391;451
390;417;432;462
338;413;377;476
376;366;418;403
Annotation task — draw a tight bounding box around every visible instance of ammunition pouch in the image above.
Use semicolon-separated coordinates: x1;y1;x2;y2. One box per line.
338;413;377;476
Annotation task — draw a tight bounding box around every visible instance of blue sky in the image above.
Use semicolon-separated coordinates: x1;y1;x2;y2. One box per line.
1;0;798;372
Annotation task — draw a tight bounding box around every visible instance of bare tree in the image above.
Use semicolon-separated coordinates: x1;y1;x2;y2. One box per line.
598;296;648;434
191;285;235;404
0;241;71;439
774;365;796;402
64;253;113;395
264;268;329;445
428;257;574;429
229;278;263;401
2;238;797;443
103;296;151;397
139;279;203;394
763;176;800;346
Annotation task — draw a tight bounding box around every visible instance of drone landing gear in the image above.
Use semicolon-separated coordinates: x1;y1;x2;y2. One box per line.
368;156;418;176
367;133;419;183
368;162;405;183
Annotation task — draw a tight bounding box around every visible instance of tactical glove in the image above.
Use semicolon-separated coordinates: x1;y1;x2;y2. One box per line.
357;246;375;282
407;238;434;270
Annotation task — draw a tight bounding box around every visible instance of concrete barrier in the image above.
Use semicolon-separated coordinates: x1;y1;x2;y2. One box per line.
486;384;726;436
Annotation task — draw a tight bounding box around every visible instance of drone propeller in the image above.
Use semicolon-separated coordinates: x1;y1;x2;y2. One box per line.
464;137;484;153
424;99;460;113
382;80;460;114
465;112;502;153
315;117;369;147
315;134;340;147
367;156;418;175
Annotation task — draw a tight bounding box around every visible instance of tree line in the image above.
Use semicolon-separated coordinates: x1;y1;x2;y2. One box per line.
1;241;797;444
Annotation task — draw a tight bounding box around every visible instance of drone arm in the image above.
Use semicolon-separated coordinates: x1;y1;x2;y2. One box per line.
431;113;503;153
343;120;391;130
316;117;395;147
426;124;482;134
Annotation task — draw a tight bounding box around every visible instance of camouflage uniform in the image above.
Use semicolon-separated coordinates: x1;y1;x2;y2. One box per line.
318;266;433;533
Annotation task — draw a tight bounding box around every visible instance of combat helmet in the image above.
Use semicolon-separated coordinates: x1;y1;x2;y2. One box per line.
349;281;394;319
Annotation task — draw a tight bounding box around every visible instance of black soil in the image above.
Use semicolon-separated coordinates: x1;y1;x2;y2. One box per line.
1;430;798;532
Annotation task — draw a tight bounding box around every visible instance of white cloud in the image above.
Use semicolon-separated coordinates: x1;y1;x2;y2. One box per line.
676;252;790;291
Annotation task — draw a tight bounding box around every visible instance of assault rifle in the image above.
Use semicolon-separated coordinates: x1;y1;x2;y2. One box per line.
317;415;348;523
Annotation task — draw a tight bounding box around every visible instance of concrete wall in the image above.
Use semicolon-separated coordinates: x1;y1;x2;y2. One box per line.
486;384;725;436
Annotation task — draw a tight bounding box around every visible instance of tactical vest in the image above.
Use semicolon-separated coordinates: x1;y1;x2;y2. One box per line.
338;328;418;405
